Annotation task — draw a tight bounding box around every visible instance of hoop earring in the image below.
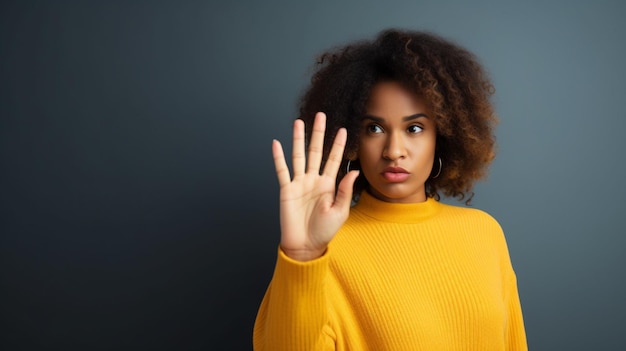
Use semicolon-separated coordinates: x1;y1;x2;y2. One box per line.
346;159;358;174
431;157;442;179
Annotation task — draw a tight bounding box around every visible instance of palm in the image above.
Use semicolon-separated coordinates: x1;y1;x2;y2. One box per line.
272;113;359;261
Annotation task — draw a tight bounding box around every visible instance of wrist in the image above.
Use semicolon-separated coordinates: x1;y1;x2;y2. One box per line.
280;246;327;262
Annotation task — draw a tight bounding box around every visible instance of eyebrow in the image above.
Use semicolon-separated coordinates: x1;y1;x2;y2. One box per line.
363;113;429;122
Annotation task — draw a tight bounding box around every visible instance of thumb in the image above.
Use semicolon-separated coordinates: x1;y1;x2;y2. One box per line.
333;170;360;210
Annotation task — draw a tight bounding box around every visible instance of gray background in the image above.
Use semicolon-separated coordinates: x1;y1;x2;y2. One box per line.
1;0;625;350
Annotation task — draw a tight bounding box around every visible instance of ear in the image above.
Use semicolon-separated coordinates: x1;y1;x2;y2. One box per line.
346;149;358;161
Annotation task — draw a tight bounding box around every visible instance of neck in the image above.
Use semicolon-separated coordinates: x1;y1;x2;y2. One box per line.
353;191;441;224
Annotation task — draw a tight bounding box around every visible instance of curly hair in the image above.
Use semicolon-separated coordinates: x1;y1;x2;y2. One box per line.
298;29;497;203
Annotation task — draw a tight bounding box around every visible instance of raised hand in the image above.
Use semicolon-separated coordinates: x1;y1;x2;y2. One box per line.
272;112;360;261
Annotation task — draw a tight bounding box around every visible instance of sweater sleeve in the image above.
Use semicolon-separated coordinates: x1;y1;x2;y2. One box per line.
253;247;335;351
489;215;527;350
504;271;528;350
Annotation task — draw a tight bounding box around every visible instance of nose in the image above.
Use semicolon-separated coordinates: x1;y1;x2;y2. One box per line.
383;132;407;160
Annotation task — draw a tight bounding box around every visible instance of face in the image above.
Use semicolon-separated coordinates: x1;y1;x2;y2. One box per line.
358;81;437;203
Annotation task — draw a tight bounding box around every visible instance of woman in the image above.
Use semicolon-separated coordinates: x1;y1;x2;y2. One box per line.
253;29;527;350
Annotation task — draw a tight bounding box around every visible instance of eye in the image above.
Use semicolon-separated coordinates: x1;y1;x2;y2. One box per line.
407;124;423;133
367;124;384;134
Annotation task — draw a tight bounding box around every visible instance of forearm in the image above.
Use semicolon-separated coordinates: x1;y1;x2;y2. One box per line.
253;247;335;351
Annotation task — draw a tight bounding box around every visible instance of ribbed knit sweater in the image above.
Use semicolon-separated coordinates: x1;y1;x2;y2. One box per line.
253;192;527;350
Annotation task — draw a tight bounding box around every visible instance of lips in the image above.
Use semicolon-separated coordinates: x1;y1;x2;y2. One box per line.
381;166;410;182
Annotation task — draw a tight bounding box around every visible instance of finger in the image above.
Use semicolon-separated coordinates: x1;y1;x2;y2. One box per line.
334;170;360;210
292;119;306;177
306;112;326;174
322;127;347;180
272;139;291;187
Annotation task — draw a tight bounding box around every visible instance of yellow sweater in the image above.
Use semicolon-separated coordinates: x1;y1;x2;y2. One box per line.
253;192;527;350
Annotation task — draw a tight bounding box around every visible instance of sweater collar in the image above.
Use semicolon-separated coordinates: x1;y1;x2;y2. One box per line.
352;191;442;224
